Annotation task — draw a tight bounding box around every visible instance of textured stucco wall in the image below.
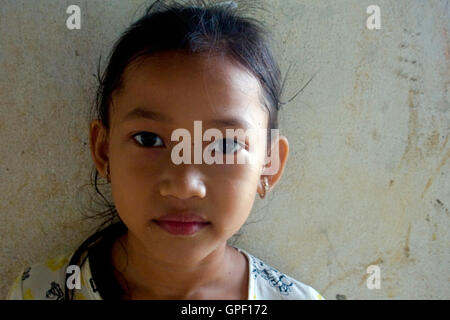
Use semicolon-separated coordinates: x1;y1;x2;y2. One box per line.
1;0;449;299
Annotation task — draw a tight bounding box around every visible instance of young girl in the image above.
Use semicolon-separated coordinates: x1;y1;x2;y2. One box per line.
7;0;324;300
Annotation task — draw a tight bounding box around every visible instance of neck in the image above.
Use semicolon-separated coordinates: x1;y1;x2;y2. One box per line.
111;232;240;299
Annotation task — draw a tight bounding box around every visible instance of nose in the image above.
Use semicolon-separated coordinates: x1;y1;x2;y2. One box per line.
159;163;206;200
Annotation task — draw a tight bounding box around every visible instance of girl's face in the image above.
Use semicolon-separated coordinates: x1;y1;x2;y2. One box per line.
90;51;288;263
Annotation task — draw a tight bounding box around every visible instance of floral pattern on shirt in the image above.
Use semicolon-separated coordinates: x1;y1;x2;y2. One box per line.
249;254;294;295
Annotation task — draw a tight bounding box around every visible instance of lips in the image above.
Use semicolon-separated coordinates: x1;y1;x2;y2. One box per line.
153;212;210;235
155;211;208;223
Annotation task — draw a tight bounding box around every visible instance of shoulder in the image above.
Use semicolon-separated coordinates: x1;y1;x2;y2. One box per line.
236;247;325;300
7;252;74;300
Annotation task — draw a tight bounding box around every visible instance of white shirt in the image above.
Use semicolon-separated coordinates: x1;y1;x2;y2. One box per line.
7;246;325;300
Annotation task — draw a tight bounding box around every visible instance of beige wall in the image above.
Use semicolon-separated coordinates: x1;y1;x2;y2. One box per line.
1;0;449;299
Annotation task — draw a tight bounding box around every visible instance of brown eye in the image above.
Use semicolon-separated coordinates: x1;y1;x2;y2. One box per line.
214;138;243;154
133;132;164;148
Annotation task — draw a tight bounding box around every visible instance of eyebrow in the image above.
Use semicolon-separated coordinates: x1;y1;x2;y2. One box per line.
123;107;172;123
123;107;254;128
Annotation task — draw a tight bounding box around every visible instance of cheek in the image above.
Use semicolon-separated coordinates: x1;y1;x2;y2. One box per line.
108;146;164;226
110;174;147;228
206;162;261;231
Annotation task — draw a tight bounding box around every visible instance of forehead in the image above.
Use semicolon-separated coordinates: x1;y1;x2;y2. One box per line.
111;51;268;128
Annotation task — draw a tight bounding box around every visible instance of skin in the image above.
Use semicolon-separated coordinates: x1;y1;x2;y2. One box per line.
89;51;289;299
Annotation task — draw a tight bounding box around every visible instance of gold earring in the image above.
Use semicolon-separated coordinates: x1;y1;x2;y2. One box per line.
258;176;269;199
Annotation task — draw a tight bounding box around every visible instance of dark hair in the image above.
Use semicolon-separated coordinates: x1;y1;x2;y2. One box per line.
66;0;307;300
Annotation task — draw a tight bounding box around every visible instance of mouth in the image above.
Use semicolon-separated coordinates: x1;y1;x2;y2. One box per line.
152;220;211;236
152;211;210;235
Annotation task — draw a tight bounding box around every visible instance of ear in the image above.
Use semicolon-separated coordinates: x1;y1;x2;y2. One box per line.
257;135;289;195
89;119;110;179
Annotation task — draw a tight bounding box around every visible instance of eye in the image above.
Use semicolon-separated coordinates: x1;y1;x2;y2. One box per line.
132;132;164;148
212;138;244;154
